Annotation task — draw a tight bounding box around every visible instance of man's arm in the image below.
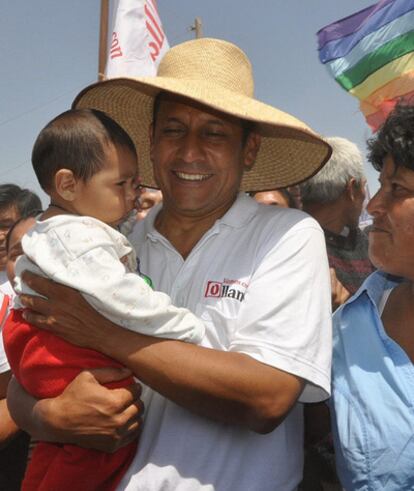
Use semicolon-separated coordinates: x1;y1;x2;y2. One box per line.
330;268;351;311
20;277;303;434
16;221;330;440
7;367;144;452
0;370;19;449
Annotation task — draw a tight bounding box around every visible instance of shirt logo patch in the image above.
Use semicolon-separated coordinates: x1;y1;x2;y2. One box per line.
204;279;247;302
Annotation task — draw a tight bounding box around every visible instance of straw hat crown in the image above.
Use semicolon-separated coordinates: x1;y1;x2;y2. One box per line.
157;38;254;97
73;37;331;191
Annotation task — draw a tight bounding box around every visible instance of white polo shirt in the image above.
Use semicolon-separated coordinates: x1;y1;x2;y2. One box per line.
121;192;332;491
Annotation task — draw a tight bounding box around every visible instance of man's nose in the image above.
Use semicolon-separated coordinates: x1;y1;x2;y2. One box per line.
178;132;204;162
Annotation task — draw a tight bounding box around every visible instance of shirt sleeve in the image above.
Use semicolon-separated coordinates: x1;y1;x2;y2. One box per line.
0;333;10;374
16;220;205;344
229;222;332;403
0;293;10;374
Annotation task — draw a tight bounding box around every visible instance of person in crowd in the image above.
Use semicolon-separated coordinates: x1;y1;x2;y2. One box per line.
330;103;414;490
1;215;41;491
0;189;41;491
136;187;163;221
0;289;28;491
5;214;38;288
250;187;297;208
2;108;205;491
299;137;375;491
8;38;332;491
300;137;375;311
0;184;42;297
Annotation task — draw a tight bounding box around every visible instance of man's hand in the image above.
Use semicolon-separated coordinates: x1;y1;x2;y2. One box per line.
330;268;350;311
7;367;144;453
19;271;114;351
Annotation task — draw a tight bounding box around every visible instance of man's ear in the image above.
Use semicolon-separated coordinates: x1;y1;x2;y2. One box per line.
54;169;77;201
346;177;360;202
243;132;261;171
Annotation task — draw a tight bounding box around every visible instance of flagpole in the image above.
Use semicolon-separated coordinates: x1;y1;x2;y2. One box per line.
98;0;109;81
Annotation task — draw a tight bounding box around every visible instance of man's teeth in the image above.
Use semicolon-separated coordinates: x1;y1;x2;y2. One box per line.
175;172;211;181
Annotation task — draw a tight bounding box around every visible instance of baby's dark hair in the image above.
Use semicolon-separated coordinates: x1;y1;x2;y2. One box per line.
367;103;414;173
32;109;136;192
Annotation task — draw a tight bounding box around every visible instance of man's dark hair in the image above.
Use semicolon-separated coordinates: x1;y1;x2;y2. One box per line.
152;92;254;145
32;109;136;192
367;103;414;172
6;208;42;252
0;184;42;216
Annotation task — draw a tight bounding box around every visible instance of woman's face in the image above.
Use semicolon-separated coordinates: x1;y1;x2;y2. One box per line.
6;217;36;285
367;155;414;278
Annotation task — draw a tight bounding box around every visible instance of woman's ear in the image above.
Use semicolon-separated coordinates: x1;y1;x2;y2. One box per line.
54;169;77;201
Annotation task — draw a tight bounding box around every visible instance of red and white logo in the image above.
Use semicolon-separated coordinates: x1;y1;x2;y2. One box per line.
205;281;222;297
204;279;248;302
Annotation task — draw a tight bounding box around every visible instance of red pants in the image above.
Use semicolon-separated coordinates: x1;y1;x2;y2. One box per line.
3;309;137;491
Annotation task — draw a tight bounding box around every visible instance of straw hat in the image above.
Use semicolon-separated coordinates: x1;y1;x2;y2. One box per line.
73;38;331;192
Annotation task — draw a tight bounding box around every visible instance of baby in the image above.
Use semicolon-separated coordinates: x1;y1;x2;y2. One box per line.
2;109;205;491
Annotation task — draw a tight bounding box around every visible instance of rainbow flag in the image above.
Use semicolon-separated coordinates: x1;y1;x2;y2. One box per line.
317;0;414;131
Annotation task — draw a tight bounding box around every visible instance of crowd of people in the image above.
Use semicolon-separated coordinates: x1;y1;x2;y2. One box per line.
0;37;413;491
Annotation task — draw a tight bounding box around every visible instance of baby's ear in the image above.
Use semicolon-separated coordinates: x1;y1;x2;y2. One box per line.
55;169;77;201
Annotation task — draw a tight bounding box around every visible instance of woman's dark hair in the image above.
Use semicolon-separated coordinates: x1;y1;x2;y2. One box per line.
32;109;136;192
6;208;43;252
367;103;414;172
0;184;42;216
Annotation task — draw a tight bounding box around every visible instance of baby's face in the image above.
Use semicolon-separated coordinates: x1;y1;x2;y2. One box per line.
75;144;139;227
6;217;37;285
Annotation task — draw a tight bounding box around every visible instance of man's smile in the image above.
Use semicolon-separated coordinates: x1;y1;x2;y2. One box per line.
173;171;213;182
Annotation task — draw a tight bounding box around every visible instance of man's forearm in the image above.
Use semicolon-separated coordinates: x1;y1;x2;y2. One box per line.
7;376;56;442
18;272;304;433
96;322;304;433
0;398;20;449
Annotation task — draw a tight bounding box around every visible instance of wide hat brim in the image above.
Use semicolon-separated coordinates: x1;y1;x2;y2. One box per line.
73;51;331;192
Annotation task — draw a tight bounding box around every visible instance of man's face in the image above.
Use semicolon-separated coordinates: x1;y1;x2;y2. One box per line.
253;190;290;208
150;95;259;221
0;205;19;270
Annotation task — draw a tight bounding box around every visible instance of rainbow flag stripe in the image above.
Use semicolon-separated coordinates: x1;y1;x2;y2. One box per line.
317;0;414;130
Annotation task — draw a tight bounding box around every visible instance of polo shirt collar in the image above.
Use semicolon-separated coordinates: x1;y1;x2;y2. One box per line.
215;192;258;229
143;192;257;241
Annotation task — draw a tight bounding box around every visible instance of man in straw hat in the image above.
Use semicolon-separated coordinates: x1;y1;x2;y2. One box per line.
10;38;332;490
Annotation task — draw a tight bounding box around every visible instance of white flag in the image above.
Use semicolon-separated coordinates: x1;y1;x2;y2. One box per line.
105;0;169;78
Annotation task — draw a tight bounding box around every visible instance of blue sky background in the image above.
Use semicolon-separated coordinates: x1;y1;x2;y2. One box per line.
1;0;377;206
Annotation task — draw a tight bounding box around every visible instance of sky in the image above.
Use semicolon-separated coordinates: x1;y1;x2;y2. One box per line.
0;0;378;206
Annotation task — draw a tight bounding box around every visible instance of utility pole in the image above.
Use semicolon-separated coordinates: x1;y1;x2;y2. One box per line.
190;17;203;38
